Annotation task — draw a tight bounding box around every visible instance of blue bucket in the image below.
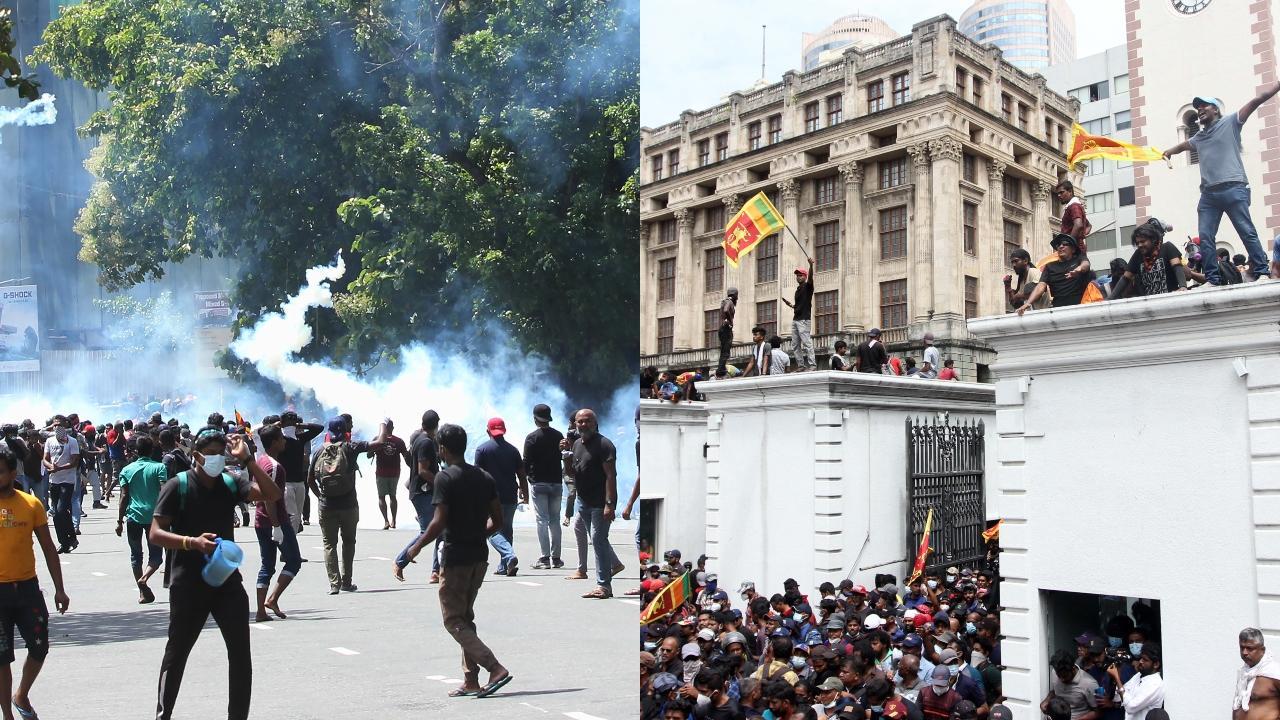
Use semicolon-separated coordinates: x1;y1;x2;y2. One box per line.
202;538;244;587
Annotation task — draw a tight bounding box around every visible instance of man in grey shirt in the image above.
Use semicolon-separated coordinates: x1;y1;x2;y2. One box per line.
1163;85;1280;283
1041;649;1098;720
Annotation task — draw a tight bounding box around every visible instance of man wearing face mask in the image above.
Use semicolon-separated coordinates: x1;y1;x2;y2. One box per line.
864;675;916;720
940;647;987;716
275;411;322;535
919;664;963;719
688;666;744;719
1107;642;1164;720
970;636;1001;709
42;417;80;554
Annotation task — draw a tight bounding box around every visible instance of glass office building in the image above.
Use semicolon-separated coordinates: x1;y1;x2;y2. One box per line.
958;0;1076;71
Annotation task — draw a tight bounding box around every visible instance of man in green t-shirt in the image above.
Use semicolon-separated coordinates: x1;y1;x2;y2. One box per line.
116;435;167;603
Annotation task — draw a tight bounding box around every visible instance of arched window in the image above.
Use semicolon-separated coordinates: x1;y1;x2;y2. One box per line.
1180;108;1200;165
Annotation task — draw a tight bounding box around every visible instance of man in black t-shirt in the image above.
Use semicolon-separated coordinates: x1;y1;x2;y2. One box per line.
396;410;442;581
854;328;888;373
523;403;565;570
781;257;816;372
277;411;322;533
563;409;623;599
1110;220;1189;298
398;424;512;698
1017;234;1091;314
149;428;281;720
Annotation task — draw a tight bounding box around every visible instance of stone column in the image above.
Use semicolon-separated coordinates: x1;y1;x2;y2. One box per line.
778;178;802;333
640;222;652;354
838;161;866;332
907;143;933;325
722;194;745;348
674;207;696;351
987;160;1007;317
929;137;964;330
1031;180;1052;253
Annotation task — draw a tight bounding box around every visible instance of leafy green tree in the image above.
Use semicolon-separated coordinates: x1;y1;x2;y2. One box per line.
33;0;638;408
1;7;40;100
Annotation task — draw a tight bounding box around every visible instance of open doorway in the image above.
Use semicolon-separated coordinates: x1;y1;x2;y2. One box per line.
1042;589;1162;681
639;498;661;562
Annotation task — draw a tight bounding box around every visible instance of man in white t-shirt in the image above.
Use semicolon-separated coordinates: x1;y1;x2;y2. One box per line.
42;417;80;552
922;333;941;373
767;336;789;375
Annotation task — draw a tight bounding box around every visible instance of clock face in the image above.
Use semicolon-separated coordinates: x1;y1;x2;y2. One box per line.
1172;0;1212;13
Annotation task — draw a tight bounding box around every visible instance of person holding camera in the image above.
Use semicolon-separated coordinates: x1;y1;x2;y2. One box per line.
1107;642;1165;720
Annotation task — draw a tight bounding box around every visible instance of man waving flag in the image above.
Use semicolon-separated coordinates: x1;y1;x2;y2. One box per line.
723;192;786;267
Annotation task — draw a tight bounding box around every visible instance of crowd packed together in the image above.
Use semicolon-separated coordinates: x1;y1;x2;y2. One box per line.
0;400;623;717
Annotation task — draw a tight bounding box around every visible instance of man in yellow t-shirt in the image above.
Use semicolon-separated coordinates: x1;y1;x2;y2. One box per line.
0;442;69;720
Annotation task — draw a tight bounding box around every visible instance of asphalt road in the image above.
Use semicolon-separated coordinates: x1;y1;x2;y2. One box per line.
20;500;638;720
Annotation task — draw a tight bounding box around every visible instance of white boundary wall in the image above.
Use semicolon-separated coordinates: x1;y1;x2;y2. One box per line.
969;282;1280;719
640;373;995;595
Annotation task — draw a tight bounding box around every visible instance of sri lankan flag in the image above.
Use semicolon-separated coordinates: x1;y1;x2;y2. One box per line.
723;192;786;267
234;409;248;430
641;571;695;624
906;508;934;586
982;519;1002;543
1066;123;1163;167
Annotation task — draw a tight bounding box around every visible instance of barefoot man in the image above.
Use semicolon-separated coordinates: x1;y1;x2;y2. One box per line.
1236;627;1280;720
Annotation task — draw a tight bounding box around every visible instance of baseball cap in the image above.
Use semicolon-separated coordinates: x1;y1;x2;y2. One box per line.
1051;232;1079;251
1086;637;1107;654
988;706;1013;720
652;672;681;694
913;614;931;629
738;581;755;594
1192;95;1223;110
812;646;836;661
818;677;845;692
938;648;959;664
826;618;845;631
795;266;809;277
849;584;868;595
486;417;507;436
681;642;701;659
805;630;825;646
1074;632;1095;646
721;631;748;649
946;566;960;575
696;628;716;642
532;404;553;423
327;417;346;435
951;699;977;719
930;665;952;687
903;633;924;648
867;327;881;337
864;614;884;629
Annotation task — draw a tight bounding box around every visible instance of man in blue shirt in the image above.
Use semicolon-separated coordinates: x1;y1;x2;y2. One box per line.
474;417;526;576
1163;84;1280;283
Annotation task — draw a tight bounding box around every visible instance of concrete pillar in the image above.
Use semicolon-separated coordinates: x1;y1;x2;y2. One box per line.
721;194;747;351
640;222;652;354
674;207;695;351
838;161;866;333
907;143;933;324
1031;179;1052;255
778;178;803;330
929;137;964;331
986;160;1008;317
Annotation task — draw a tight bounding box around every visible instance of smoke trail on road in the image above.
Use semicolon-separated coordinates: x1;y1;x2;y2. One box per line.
0;94;57;143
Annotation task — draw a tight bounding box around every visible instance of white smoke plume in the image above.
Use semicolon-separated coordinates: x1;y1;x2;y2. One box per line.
0;94;57;144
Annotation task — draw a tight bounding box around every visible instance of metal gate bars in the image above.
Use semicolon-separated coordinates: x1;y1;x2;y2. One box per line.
905;416;986;575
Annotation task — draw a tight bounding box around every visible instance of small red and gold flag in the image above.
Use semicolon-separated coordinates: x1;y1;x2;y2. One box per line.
723;192;786;267
641;571;695;624
982;519;1002;543
906;508;934;586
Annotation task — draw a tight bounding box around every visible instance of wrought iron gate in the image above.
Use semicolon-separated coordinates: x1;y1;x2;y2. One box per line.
906;417;986;575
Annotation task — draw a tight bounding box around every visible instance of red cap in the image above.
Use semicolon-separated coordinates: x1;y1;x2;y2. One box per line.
486;417;506;436
913;613;930;628
794;266;809;277
849;584;868;595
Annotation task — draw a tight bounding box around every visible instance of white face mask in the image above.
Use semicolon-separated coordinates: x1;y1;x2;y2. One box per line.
282;426;296;439
972;651;987;667
927;580;938;590
200;454;226;476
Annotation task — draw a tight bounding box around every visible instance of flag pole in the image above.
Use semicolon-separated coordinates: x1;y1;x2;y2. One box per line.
781;225;811;262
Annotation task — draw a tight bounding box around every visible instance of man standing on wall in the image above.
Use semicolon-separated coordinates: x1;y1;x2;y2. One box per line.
1162;87;1280;283
718;288;738;374
780;258;815;372
854;328;887;374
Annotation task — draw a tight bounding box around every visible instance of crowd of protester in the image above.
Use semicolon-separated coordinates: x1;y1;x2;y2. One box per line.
0;399;621;716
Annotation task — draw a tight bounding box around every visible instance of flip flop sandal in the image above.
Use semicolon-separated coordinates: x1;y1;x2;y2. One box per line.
475;675;513;698
448;688;480;698
12;700;38;719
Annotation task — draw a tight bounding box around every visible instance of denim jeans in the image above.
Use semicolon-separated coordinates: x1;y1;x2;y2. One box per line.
126;520;163;575
576;500;619;593
72;476;84;530
255;522;302;588
395;492;442;572
28;475;48;510
1198;183;1272;283
487;503;517;572
49;482;76;547
531;483;562;561
792;319;815;369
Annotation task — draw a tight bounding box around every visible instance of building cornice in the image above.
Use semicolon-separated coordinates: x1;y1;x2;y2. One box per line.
639;399;710;426
698;371;995;412
967;283;1280;378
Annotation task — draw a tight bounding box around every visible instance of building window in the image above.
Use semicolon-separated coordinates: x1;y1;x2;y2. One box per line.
1113;74;1129;95
698;139;710;167
1083;158;1106;176
867;80;885;113
651;155;663;181
955;67;967;99
756;236;778;283
1115;110;1131;131
768;114;782;144
1081;117;1111;135
657;317;674;354
1003;177;1022;205
704;309;720;349
1017;103;1029;131
891;72;910;105
814;176;838;205
964;276;978;320
756;301;777;338
963;153;976;183
1001;93;1013;123
1118;186;1136;207
658;258;676;301
804;101;820;133
1069;81;1110;103
748;121;762;150
1003;220;1022;261
963;202;978;256
706;205;726;234
704;248;723;293
1057;124;1066;149
827;93;843;125
972;76;984;109
880;280;908;329
880;157;907;189
668;149;679;176
1044;118;1054;145
1086;192;1112;212
815;290;839;335
658;219;677;244
815;221;839;272
715;132;729;161
879;206;907;260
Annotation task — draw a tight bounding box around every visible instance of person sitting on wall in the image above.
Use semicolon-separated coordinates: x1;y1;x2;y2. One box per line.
829;341;852;371
1109;219;1189;298
1016;234;1092;314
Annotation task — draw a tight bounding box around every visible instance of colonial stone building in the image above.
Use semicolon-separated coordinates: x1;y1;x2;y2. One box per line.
639;15;1079;381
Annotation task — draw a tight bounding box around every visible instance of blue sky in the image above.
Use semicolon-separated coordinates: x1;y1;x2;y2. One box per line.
641;0;1125;127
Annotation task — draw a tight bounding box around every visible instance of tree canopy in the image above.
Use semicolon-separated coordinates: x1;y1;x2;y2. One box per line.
33;0;638;407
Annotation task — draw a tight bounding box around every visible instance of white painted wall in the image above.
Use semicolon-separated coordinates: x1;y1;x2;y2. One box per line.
639;400;709;559
969;282;1280;719
641;374;995;596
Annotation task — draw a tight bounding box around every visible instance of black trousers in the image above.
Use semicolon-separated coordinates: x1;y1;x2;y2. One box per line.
49;483;76;548
156;578;251;720
718;324;733;372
